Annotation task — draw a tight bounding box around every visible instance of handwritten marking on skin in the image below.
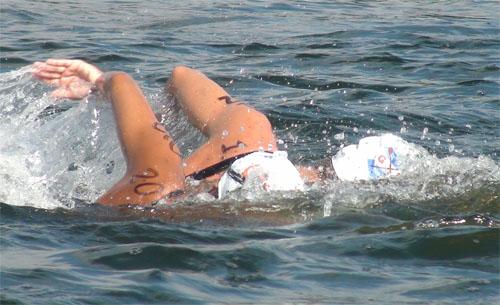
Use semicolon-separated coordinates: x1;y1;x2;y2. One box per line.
221;140;246;153
153;122;182;157
134;182;165;196
218;95;234;104
130;167;159;183
218;95;244;105
130;168;164;196
169;141;182;157
153;122;169;140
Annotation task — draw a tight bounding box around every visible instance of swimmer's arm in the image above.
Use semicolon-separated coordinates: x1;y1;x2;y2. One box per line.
33;59;184;204
96;71;185;205
32;60;171;169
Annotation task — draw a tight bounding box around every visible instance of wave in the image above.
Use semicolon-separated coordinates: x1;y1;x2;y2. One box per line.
255;74;411;93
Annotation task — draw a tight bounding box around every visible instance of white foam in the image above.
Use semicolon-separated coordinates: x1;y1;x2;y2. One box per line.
0;67;122;209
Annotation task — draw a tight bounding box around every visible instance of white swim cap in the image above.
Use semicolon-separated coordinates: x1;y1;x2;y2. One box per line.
332;134;418;181
218;151;304;199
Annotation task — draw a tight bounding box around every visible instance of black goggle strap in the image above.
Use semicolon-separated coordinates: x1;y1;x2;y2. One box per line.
227;168;245;184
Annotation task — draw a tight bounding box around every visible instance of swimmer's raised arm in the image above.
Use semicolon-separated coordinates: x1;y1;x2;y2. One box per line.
32;59;184;205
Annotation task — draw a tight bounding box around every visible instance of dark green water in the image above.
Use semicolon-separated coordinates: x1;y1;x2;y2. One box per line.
1;1;499;304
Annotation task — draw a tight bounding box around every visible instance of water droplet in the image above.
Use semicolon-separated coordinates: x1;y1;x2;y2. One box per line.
416;219;439;229
323;201;332;217
322;130;327;134
126;196;131;201
240;126;245;132
435;140;441;146
277;139;284;145
129;247;142;255
400;127;407;134
465;124;472;129
222;130;229;137
448;144;455;152
258;146;264;152
334;132;345;140
239;142;246;149
398;115;404;121
421;127;428;140
353;127;359;133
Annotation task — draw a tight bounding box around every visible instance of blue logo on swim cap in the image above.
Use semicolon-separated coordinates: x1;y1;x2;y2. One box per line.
367;147;399;179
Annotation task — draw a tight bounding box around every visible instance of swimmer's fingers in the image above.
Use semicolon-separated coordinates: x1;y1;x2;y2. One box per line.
32;69;64;81
46;59;90;75
33;60;81;80
33;61;66;73
46;59;103;84
46;59;80;67
32;62;67;84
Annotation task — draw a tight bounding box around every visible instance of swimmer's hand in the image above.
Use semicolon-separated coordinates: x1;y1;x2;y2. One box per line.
32;59;103;100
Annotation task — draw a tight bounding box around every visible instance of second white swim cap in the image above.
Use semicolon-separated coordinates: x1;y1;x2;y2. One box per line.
332;134;418;181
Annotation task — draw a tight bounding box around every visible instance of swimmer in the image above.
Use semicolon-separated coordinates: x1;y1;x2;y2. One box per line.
32;59;305;205
32;59;420;205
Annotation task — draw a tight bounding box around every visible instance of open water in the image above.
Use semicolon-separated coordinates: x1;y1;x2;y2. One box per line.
1;1;499;304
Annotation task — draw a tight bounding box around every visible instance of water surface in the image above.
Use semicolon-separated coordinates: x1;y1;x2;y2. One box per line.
1;1;499;304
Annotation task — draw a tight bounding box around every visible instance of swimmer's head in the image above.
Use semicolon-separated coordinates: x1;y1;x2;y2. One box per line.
218;151;304;199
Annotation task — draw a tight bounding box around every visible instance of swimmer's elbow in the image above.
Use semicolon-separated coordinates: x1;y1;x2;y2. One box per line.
104;71;133;85
171;65;191;78
101;71;137;98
